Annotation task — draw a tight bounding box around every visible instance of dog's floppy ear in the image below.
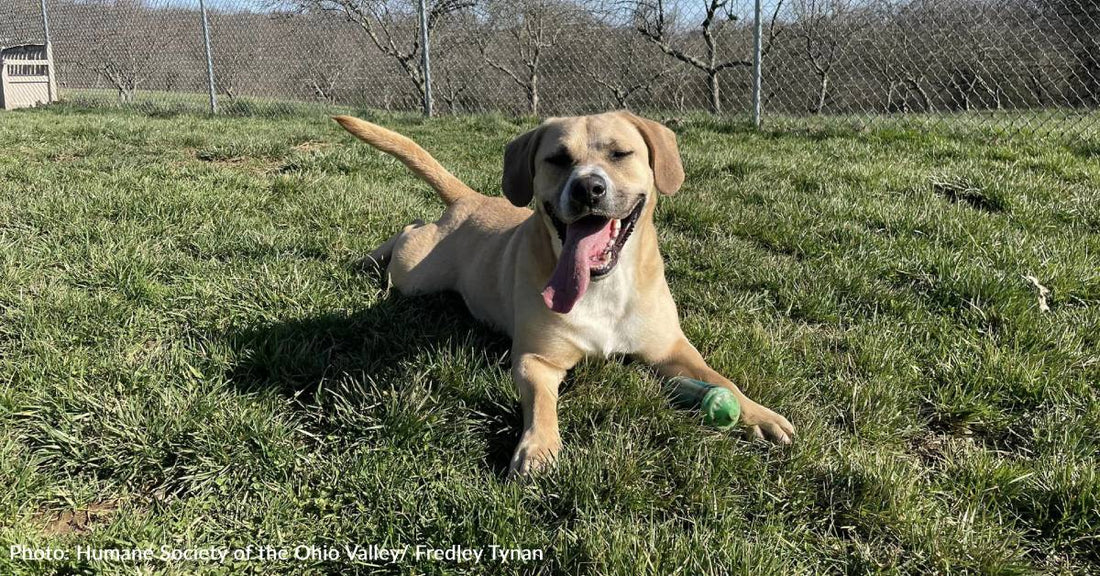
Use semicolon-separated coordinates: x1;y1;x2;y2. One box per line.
622;112;684;196
502;125;544;207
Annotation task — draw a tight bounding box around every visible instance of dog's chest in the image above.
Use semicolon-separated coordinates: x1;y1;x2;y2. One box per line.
563;272;644;357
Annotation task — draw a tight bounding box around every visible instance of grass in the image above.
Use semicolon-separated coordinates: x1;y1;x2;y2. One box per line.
60;87;1100;142
61;89;328;120
0;101;1097;575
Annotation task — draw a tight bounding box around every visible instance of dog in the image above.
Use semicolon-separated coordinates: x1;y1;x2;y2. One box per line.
333;111;794;476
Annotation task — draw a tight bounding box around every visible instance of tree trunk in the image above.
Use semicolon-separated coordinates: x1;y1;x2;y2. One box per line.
118;84;135;103
905;77;931;112
1029;68;1047;107
406;65;430;116
707;71;721;114
813;72;829;114
420;88;432;116
416;76;431;117
529;73;539;116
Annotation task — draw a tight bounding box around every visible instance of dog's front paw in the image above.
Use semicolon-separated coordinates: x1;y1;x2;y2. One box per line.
741;403;795;445
508;430;561;478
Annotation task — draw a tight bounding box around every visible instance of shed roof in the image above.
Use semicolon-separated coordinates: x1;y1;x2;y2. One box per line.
1;43;47;57
1;43;46;50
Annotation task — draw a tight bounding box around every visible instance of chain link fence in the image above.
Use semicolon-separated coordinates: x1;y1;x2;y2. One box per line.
2;0;1098;137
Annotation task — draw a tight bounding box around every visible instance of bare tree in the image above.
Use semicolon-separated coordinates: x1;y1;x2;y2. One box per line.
183;12;272;100
477;0;576;116
1049;0;1100;106
590;66;673;109
287;16;355;103
942;1;1001;111
284;0;473;114
578;33;672;109
631;0;784;114
632;0;740;113
791;0;865;114
72;0;178;102
863;0;932;113
435;65;474;111
26;0;1097;121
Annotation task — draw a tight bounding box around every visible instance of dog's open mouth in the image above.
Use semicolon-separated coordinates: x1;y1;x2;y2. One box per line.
541;198;645;314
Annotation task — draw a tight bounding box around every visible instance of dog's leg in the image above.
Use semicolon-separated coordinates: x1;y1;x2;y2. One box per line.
509;352;572;477
645;337;795;444
368;219;425;267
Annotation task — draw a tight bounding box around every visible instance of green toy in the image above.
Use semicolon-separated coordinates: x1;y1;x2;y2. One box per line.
665;376;741;428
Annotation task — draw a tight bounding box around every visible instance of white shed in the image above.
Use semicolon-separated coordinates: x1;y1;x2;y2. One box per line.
1;44;56;110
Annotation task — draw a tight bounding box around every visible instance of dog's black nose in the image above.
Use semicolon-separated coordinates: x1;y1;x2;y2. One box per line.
571;174;608;206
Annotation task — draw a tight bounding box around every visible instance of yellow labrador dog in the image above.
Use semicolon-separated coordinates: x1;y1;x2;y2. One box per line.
334;112;794;476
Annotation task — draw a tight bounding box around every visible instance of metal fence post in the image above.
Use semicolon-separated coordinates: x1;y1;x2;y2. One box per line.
199;0;218;114
752;0;763;128
40;0;54;102
418;0;434;117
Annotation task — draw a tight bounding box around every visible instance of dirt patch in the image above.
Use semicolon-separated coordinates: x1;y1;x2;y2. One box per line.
195;150;249;165
908;431;950;466
932;176;1006;213
47;152;85;163
293;140;331;153
191;149;279;174
37;501;118;536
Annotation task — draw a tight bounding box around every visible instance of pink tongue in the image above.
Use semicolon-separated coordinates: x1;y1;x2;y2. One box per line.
542;216;613;314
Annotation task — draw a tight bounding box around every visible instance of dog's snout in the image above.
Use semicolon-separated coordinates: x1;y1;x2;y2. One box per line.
571;174;608;206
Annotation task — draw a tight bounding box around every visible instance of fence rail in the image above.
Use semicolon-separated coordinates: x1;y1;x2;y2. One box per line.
2;0;1098;138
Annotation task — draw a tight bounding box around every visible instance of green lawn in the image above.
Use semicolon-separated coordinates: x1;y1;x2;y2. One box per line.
1;103;1098;575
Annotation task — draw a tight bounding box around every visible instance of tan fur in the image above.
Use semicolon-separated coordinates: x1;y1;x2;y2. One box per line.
337;111;794;477
333;115;476;205
622;114;685;196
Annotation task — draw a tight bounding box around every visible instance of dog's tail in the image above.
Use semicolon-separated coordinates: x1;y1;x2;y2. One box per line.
333;115;478;206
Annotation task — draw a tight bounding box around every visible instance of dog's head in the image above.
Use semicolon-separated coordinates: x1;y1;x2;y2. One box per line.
502;111;684;313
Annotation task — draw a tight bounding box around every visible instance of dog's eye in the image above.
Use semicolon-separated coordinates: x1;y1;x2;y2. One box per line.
544;152;573;167
610;150;634;160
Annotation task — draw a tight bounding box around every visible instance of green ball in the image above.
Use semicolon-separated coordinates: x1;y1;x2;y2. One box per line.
700;387;741;428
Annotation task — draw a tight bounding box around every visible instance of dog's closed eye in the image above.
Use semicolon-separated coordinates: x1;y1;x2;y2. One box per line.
545;150;574;167
610;149;634;160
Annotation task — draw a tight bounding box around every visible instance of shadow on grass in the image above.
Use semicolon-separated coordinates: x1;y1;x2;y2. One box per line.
224;273;520;476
